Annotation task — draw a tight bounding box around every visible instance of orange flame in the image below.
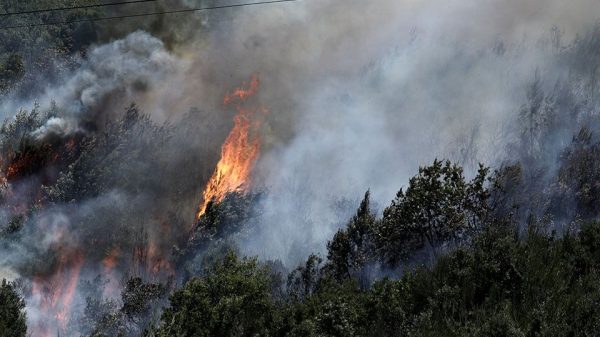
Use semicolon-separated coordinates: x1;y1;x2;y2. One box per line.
31;246;85;337
102;248;121;298
102;248;119;271
197;75;265;219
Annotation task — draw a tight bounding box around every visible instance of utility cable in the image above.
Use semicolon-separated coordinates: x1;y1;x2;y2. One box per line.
0;0;158;17
0;0;299;29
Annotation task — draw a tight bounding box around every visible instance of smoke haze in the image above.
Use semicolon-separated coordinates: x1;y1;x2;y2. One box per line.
2;0;600;334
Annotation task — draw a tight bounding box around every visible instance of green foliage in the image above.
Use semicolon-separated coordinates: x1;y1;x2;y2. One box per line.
81;277;168;337
151;186;600;337
81;297;122;337
0;214;24;237
156;252;281;337
0;107;46;154
366;160;488;267
42;105;171;202
324;161;491;285
327;191;377;282
285;277;368;337
1;15;600;337
194;191;261;242
0;54;24;90
518;72;557;160
553;127;600;219
287;254;323;301
0;279;26;337
121;277;168;321
182;191;262;279
379;160;490;264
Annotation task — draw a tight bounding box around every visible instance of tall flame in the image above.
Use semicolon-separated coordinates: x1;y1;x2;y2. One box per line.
31;243;85;337
197;75;265;219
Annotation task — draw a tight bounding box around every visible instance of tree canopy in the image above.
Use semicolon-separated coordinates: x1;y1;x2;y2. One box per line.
0;279;27;337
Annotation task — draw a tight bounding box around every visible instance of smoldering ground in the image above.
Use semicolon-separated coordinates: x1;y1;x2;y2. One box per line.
2;0;600;334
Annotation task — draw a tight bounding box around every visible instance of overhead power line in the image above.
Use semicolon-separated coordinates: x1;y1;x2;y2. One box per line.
0;0;158;17
0;0;299;30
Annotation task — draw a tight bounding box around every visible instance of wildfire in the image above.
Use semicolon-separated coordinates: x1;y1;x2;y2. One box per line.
6;154;32;181
31;245;85;337
196;75;266;219
102;248;121;298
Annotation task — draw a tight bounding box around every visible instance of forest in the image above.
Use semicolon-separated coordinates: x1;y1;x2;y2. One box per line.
2;1;600;337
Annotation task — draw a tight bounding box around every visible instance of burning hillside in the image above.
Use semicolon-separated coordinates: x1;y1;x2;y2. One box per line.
0;74;268;336
3;0;600;336
197;75;266;219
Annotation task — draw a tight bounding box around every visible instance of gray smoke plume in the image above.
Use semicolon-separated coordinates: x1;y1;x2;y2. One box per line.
18;31;182;139
196;0;600;265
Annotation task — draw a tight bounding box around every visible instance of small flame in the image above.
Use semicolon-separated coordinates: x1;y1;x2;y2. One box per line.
102;248;121;298
223;75;260;105
197;75;266;219
102;248;119;271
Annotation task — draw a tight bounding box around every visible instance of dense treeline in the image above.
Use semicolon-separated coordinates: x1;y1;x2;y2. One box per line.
1;94;600;335
71;162;600;336
153;220;600;337
54;153;600;336
5;184;600;336
141;148;600;336
3;106;600;335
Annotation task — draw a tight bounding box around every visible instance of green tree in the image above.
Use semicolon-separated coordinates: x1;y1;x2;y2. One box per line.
287;254;324;301
156;252;281;337
287;279;368;337
0;54;24;90
552;127;600;219
326;191;377;282
378;160;489;265
0;279;27;337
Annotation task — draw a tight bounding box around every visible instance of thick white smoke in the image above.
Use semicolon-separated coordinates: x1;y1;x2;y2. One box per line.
206;0;600;265
8;31;183;139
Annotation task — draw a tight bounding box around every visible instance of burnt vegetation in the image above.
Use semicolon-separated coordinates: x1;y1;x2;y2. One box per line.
4;3;600;337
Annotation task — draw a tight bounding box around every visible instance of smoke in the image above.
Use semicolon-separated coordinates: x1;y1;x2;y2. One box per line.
8;31;183;139
196;0;600;265
2;0;600;334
